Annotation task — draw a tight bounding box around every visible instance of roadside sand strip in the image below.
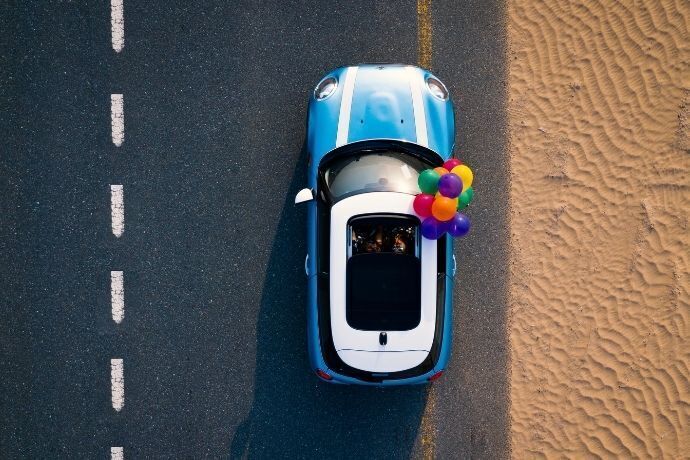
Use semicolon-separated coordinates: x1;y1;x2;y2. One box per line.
508;0;689;457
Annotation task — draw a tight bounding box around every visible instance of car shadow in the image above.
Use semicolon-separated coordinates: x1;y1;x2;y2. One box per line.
229;147;428;458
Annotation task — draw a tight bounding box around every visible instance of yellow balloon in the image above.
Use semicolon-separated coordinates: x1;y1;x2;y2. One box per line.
451;165;473;191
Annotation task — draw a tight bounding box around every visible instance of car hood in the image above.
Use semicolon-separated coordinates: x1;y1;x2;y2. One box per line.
345;66;418;145
307;64;455;166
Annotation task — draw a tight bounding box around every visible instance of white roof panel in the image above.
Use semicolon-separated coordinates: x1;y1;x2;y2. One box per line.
329;192;437;372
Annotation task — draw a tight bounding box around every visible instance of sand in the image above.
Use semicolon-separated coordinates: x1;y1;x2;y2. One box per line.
507;0;690;457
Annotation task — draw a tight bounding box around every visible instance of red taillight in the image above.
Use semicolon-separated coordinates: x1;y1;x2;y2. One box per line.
428;370;444;382
316;369;333;381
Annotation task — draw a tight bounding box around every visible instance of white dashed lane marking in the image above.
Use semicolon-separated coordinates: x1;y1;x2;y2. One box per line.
111;271;124;324
110;185;124;238
111;94;124;146
110;1;126;455
111;0;124;53
111;359;124;412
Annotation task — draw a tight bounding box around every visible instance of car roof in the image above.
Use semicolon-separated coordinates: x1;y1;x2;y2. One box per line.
329;192;437;372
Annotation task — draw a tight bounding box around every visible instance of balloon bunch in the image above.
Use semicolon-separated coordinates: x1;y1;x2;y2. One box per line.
413;158;474;240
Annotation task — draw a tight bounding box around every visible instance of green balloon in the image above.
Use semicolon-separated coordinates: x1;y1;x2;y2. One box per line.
418;169;440;194
458;187;474;209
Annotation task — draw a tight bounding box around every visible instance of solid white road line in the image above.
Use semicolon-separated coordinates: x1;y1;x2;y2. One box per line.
111;94;124;146
406;66;429;147
111;447;124;460
335;66;358;147
111;0;124;53
111;271;124;324
110;185;124;238
111;359;124;412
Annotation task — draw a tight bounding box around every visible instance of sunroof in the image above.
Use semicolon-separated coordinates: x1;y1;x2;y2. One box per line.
346;253;421;331
348;215;419;258
346;215;421;331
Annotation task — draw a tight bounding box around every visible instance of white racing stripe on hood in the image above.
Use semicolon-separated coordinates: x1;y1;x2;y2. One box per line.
406;66;428;147
335;66;358;147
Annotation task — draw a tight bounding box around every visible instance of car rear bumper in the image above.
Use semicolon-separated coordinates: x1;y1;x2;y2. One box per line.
307;318;451;386
315;366;439;386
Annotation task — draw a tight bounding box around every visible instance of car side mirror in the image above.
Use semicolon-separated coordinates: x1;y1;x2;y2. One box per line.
294;188;314;204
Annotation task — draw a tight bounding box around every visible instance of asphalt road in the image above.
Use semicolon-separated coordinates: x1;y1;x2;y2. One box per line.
2;1;509;458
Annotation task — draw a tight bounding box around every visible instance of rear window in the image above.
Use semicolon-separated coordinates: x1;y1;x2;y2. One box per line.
346;215;421;331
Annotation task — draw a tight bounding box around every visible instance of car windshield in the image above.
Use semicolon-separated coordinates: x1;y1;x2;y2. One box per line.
323;151;431;201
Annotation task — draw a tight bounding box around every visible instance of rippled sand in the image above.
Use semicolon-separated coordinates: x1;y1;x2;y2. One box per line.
508;0;689;457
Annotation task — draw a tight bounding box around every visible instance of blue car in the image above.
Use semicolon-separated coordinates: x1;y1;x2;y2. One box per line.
295;64;456;385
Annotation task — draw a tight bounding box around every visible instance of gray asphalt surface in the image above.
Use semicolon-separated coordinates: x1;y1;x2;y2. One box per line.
2;1;509;458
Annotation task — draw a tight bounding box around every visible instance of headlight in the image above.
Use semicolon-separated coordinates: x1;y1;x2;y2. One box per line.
426;76;449;100
314;76;337;100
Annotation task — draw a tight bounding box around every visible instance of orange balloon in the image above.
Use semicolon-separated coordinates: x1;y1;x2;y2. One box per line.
431;196;458;222
433;167;450;176
435;192;458;201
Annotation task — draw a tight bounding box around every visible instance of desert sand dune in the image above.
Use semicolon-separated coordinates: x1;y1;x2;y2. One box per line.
508;0;689;457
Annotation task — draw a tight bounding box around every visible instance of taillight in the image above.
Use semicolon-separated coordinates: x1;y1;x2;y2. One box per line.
428;370;444;382
316;369;333;381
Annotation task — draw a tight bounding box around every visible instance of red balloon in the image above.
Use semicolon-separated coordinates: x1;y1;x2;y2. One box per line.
443;158;462;171
413;193;435;217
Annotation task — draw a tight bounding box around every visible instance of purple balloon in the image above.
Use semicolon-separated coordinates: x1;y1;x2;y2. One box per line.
421;216;445;240
437;173;463;199
448;213;471;237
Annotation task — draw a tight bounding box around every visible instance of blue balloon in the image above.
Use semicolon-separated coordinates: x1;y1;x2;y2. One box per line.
448;213;471;237
438;173;463;199
421;216;445;240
